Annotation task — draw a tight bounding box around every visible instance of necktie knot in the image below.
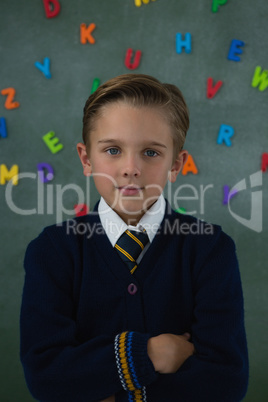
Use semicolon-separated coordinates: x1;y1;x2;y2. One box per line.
115;229;149;274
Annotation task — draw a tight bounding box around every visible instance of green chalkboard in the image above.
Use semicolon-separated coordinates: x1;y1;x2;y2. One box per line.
0;0;267;400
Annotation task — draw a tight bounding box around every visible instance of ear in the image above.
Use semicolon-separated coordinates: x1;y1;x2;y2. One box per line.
76;142;92;177
168;150;188;183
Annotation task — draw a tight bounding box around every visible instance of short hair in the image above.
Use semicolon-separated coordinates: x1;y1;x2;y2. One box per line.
82;74;189;159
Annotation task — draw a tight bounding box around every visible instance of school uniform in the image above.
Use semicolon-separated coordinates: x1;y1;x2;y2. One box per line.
20;196;248;402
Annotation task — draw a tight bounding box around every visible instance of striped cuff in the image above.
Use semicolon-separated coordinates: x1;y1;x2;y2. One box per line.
114;331;157;395
115;331;142;391
128;387;147;402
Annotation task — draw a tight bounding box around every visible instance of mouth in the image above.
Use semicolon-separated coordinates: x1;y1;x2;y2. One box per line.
116;185;144;196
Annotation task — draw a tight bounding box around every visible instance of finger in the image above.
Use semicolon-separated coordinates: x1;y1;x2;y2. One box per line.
182;332;191;339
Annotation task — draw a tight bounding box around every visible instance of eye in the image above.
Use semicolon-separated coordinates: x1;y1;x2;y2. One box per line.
145;149;158;157
107;147;120;155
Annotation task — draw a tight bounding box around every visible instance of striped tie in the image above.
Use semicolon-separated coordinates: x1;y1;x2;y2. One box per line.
115;229;149;274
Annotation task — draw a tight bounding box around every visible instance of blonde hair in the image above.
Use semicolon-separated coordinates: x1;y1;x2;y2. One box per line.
82;74;189;159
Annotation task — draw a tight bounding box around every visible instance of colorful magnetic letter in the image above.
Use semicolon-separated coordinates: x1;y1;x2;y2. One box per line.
175;207;186;214
42;131;63;154
91;78;100;94
35;57;51;79
227;39;245;62
207;77;223;99
261;153;268;172
43;0;61;18
212;0;228;13
0;117;7;138
74;204;89;217
181;154;198;176
125;48;142;70
176;33;192;54
251;66;268;92
0;164;19;185
134;0;156;6
37;162;54;183
80;23;96;44
223;185;237;205
217;124;234;146
1;88;20;109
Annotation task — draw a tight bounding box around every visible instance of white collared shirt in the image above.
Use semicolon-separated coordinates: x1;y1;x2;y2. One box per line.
98;194;166;262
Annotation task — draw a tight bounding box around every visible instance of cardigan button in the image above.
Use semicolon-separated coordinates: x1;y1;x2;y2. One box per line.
128;283;138;295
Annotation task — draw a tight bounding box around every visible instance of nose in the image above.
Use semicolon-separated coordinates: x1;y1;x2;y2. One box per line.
122;154;141;178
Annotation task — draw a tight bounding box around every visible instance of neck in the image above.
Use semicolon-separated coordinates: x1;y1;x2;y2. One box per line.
115;199;159;226
116;210;145;226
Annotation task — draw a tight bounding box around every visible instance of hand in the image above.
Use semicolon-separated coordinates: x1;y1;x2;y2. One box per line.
147;333;195;374
100;395;115;402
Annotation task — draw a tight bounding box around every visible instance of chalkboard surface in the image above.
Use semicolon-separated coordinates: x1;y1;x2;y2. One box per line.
0;1;267;400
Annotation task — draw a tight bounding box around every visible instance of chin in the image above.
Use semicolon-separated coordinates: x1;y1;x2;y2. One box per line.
116;199;144;215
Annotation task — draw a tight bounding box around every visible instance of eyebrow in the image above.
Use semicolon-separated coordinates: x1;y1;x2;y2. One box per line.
97;139;167;149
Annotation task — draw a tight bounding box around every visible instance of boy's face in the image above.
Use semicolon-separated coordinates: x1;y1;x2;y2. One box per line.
77;102;187;224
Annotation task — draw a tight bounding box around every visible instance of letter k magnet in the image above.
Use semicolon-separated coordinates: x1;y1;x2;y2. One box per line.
228;171;263;233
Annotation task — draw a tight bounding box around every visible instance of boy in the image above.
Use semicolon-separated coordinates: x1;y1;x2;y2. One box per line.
20;74;248;402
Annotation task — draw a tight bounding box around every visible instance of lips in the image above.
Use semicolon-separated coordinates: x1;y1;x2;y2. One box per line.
117;185;143;196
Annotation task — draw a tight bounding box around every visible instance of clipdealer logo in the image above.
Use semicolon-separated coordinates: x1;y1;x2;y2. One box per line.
3;170;264;233
227;170;263;233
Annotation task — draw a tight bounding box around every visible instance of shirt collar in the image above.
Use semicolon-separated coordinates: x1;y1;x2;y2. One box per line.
98;195;166;247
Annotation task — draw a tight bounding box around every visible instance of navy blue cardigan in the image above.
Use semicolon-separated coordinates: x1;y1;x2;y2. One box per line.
20;202;248;401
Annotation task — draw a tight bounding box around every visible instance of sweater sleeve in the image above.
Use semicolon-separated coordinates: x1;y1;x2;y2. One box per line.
146;231;249;402
20;229;157;402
